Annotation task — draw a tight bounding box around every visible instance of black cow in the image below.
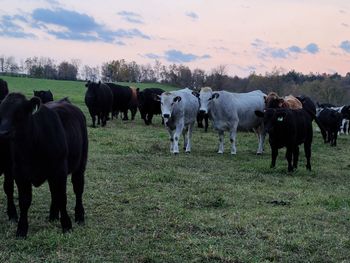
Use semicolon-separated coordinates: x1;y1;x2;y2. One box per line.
255;108;313;172
85;81;113;127
105;83;137;121
0;79;16;221
0;93;88;237
33;90;54;103
0;78;9;101
136;88;164;125
197;112;209;132
317;108;343;146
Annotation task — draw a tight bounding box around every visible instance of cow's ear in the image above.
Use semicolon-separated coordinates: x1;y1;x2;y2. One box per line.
153;94;161;101
173;96;182;102
28;97;41;115
192;91;199;97
85;81;90;87
255;110;264;118
211;93;220;100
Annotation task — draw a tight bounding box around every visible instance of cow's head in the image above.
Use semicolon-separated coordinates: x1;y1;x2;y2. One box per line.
255;108;287;134
160;92;181;120
0;93;41;139
85;81;99;97
198;87;216;114
265;92;284;108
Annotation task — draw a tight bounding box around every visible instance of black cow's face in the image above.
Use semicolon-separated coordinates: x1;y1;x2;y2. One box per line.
85;81;99;97
342;106;350;119
255;109;287;134
0;93;40;138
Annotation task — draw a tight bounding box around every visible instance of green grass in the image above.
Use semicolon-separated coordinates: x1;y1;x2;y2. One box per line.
0;76;350;262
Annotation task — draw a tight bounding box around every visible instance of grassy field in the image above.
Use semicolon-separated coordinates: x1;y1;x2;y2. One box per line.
0;76;350;262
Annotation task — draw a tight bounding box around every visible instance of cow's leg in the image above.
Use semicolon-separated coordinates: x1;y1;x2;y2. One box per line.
97;113;101;125
256;125;265;155
148;113;154;125
173;123;184;154
270;146;278;168
229;124;238;155
72;170;85;224
89;110;96;127
4;172;17;221
49;171;72;233
15;180;32;238
293;146;299;169
204;115;209;132
286;147;293;172
197;114;203;128
185;123;194;153
182;126;188;150
101;112;107;127
122;110;128;121
304;142;312;171
333;131;338;146
131;107;137;120
168;129;175;153
218;131;224;154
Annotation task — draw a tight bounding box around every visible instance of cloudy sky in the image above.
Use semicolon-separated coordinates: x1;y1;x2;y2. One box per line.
1;0;350;77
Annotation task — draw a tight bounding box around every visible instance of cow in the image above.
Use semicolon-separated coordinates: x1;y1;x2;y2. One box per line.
255;108;313;172
136;88;164;125
0;79;16;221
317;104;350;135
85;81;113;127
265;92;302;109
33;90;54;103
105;83;137;121
197;87;266;154
317;108;343;146
197;112;209;132
0;78;9;101
159;88;199;154
0;93;88;238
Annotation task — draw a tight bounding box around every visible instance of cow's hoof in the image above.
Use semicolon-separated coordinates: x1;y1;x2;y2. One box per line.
217;151;223;154
16;228;28;239
256;152;263;155
231;152;237;155
185;151;191;154
173;152;179;155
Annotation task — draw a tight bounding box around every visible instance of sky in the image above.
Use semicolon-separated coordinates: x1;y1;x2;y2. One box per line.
0;0;350;77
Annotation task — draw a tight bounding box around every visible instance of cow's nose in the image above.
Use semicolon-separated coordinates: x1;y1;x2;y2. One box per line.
163;114;170;119
199;110;206;115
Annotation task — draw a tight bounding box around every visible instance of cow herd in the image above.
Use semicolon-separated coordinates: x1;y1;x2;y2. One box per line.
0;77;349;238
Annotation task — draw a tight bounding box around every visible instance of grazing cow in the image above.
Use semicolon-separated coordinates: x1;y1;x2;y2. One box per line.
198;87;266;154
137;88;164;125
105;83;136;121
85;81;113;127
317;108;343;146
160;88;199;154
255;108;313;172
33;90;54;103
0;78;9;101
265;92;302;109
0;93;88;237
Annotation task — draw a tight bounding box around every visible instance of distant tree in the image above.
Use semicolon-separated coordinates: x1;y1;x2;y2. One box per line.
58;61;78;80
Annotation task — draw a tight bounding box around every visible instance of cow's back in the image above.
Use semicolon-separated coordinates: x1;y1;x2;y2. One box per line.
211;90;265;131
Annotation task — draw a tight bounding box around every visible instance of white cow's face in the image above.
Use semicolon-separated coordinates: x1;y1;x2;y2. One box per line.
160;93;181;120
199;88;213;114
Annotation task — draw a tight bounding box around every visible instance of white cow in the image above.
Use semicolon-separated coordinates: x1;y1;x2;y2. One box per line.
160;88;199;154
197;87;266;154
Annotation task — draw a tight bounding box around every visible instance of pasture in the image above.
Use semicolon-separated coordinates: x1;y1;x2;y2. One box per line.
0;76;350;262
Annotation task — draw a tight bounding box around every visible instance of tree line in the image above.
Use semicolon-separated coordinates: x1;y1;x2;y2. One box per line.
1;55;350;105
